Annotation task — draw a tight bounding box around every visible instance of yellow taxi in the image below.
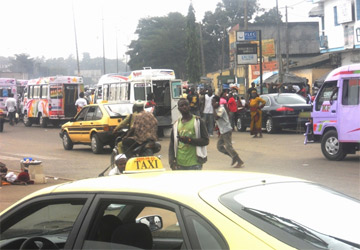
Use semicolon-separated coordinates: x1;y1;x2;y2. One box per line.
59;103;128;154
1;157;359;250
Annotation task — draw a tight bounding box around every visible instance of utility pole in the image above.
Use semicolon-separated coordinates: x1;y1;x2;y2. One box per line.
72;1;80;76
116;29;119;73
102;14;106;75
199;22;206;76
276;0;283;87
244;0;249;99
285;5;289;73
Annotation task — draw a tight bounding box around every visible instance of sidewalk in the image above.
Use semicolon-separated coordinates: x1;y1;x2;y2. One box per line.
0;170;70;212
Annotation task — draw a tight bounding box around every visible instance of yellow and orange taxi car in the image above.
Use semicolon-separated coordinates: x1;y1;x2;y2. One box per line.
1;158;359;250
59;103;128;154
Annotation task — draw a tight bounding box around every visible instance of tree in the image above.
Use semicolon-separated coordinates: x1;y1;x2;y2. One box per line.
9;54;34;77
127;12;187;78
201;0;261;73
185;3;201;83
254;7;283;24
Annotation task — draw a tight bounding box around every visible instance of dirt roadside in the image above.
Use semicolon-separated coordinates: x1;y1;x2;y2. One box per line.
0;170;71;212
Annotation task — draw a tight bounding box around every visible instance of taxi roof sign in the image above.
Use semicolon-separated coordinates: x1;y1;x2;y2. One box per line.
124;156;164;174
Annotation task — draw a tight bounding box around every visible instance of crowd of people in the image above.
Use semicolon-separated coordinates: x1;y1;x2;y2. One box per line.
75;82;312;174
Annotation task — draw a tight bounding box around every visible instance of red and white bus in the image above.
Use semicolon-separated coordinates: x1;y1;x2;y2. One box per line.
23;76;84;127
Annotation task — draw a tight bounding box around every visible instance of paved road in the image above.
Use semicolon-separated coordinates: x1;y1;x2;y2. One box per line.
0;123;359;200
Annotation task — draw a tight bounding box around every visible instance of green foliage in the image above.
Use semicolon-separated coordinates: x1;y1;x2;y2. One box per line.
201;0;260;73
10;54;34;76
127;12;187;79
185;4;201;83
254;7;283;24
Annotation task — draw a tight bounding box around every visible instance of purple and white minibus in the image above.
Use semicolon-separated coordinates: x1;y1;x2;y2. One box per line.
0;78;17;116
305;64;360;160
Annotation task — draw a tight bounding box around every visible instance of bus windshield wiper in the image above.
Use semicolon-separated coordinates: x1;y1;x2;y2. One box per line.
243;207;328;249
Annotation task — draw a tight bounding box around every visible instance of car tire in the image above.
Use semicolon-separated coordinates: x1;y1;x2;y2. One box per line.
321;130;347;161
91;133;103;154
265;117;276;134
23;112;32;127
62;132;73;150
236;117;246;132
39;114;48;128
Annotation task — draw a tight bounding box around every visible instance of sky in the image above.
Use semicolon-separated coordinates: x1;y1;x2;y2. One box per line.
0;0;316;61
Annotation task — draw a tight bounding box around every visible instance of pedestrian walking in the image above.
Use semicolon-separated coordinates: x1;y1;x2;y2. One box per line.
75;92;88;113
187;87;200;116
5;93;17;126
202;89;215;136
169;98;209;170
249;90;266;138
212;95;244;168
227;93;237;130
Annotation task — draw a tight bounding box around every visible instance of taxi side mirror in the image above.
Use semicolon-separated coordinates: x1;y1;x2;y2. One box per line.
136;215;163;232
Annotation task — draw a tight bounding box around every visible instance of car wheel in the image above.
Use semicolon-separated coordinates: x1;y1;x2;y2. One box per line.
265;117;276;134
91;133;103;154
321;130;347;161
62;132;73;150
39;114;48;128
23;112;32;127
236;117;246;132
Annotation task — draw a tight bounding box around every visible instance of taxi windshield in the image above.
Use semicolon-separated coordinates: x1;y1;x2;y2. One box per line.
220;182;360;249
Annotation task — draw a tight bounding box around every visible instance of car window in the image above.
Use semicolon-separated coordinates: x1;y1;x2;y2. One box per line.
315;81;338;111
220;182;360;249
76;107;88;121
94;107;103;120
182;208;228;250
342;79;360;105
0;198;88;248
274;94;306;105
261;95;270;106
85;106;96;121
82;197;185;250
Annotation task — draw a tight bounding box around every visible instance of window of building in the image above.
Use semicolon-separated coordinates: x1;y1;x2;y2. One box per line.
357;0;360;20
334;6;339;26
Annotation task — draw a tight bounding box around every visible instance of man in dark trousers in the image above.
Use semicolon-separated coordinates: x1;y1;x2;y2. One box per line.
212;95;244;168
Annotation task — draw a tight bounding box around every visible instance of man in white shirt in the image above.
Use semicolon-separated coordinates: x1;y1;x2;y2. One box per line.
5;93;17;126
75;92;88;113
202;89;214;136
109;154;127;175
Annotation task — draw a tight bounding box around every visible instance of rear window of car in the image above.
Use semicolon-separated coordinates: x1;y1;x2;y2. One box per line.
219;182;360;249
274;94;306;104
104;104;130;118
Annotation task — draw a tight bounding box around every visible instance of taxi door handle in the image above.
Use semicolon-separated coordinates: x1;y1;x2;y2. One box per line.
90;122;93;125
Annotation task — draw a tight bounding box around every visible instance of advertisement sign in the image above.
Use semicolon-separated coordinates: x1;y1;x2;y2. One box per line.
250;39;276;57
338;0;353;24
251;61;278;79
237;31;257;41
236;43;258;65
